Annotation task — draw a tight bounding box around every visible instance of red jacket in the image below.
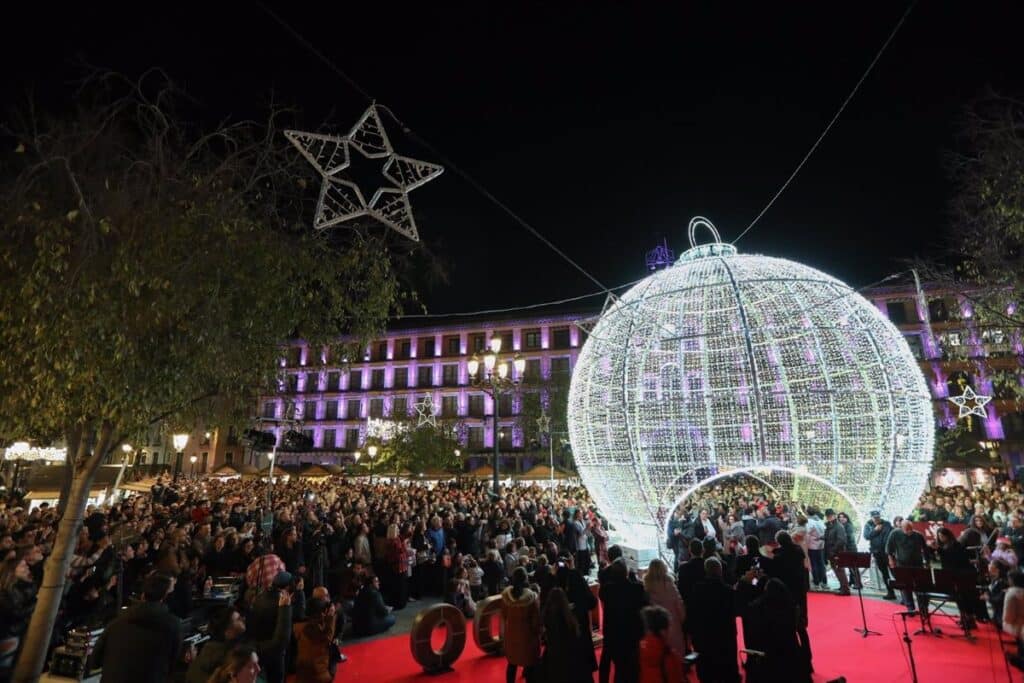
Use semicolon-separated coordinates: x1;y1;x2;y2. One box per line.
638;633;684;683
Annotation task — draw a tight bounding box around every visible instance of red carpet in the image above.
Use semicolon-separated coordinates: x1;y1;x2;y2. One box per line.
337;593;1024;682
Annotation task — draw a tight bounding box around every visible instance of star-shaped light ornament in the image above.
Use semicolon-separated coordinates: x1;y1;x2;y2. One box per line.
536;413;551;435
414;395;438;428
948;385;992;420
285;105;443;242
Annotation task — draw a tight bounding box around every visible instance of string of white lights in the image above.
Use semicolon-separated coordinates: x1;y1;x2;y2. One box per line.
734;0;918;243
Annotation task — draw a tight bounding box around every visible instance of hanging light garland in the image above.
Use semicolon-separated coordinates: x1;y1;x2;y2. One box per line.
3;442;67;462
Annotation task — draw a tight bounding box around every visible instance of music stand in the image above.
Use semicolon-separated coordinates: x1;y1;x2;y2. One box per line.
891;567;938;636
837;552;880;637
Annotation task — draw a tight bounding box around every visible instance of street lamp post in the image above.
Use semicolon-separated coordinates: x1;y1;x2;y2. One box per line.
172;433;189;480
255;400;301;514
536;412;553;489
467;337;525;495
367;444;377;485
189;454;198;478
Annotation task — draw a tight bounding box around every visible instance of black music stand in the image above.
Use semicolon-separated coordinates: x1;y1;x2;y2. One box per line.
891;567;938;636
837;552;880;637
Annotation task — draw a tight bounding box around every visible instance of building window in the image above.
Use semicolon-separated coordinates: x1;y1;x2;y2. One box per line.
302;429;315;445
227;426;238;446
417;366;434;387
442;364;459;386
394;368;408;388
326;371;340;391
552;327;571;349
346;400;362;420
369;398;384;418
497;330;513;351
371;369;385;390
499;428;513;449
524;329;541;350
525;358;541;381
345;429;360;450
286;347;302;367
469;394;485;417
903;334;924;360
287;374;299;393
551;357;570;377
419;337;436;358
324;400;338;420
262;402;277;419
928;299;950;323
323;429;337;449
886;301;909;325
201;452;209;473
225;451;234;465
442;396;458;417
468;427;484;448
392;397;408;418
397;339;412;359
304;400;318;421
445;335;461;356
349;369;363;390
374;341;388;361
470;334;486;353
498;394;513;417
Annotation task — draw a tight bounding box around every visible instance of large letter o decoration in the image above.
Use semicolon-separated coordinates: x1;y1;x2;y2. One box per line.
472;595;505;654
409;604;467;672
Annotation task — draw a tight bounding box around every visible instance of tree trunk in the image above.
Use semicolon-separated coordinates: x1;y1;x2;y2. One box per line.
56;458;74;519
13;423;111;683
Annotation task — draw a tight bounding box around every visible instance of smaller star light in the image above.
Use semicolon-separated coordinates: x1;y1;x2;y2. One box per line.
414;395;438;428
285;105;443;242
536;413;551;435
948;385;992;420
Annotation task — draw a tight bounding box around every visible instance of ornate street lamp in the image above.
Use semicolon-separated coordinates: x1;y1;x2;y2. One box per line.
189;454;198;478
467;336;525;494
172;433;189;479
367;444;378;485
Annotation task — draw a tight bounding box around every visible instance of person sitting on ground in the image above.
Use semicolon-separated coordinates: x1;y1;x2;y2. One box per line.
351;574;395;637
638;605;685;683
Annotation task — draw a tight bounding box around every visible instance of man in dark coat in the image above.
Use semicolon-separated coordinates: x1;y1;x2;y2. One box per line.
886;520;928;611
764;531;813;668
598;558;647;683
93;573;182;683
687;557;740;683
352;574;396;636
864;510;897;599
824;509;850;595
675;539;706;608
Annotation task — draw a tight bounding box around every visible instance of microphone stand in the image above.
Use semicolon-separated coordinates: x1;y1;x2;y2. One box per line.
899;611;919;683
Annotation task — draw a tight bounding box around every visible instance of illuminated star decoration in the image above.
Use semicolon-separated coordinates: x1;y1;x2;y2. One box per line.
536;413;551;435
948;385;992;420
284;105;443;242
414;395;438;428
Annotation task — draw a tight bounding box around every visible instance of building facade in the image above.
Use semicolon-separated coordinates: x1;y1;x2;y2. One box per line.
257;311;585;468
864;283;1024;470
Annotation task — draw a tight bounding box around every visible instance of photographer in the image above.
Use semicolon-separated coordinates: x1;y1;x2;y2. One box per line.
246;571;298;683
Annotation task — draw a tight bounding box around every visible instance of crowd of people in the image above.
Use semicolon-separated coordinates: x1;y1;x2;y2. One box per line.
2;466;1024;682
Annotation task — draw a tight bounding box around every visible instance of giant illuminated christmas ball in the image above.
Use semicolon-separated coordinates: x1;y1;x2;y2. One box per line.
568;218;934;551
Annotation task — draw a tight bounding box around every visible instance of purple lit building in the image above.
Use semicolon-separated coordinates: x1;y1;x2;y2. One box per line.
255;312;584;470
866;283;1024;471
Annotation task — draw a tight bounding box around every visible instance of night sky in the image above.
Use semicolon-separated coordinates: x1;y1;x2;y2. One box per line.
4;2;1023;315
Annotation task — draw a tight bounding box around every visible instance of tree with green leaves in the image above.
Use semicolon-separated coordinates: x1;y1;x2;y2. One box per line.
382;418;464;477
914;92;1024;414
0;73;405;682
515;372;572;471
